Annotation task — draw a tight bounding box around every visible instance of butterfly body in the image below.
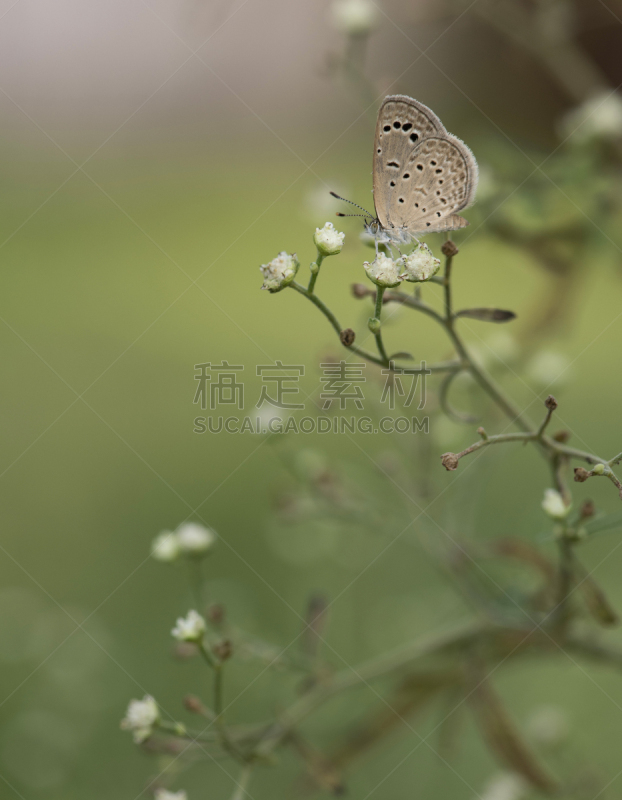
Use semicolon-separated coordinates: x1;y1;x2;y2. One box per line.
357;95;478;248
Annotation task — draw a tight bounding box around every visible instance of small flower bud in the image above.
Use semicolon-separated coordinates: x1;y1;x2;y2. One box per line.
440;452;460;471
351;282;369;298
477;427;488;440
544;394;558;411
579;499;595;519
593;463;605;475
441;240;459;257
314;221;345;256
340;328;356;346
541;488;570;520
183;695;206;715
121;695;159;743
207;603;225;625
151;531;180;562
330;0;379;36
260;251;299;293
213;639;233;662
574;467;590;483
552;429;570;443
171;610;207;643
176;522;216;556
527;705;569;748
397;243;441;282
363;253;402;287
367;317;381;334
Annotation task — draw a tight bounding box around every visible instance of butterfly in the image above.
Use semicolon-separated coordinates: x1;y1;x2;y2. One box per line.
332;95;478;250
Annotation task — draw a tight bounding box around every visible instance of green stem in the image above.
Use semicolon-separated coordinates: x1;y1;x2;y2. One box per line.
230;764;254;800
443;244;454;322
372;286;390;365
307;252;324;294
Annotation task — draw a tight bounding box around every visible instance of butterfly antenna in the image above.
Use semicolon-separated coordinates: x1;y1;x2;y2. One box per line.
329;191;374;220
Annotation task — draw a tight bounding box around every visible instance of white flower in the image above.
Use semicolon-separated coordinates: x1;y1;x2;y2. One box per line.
397;243;440;282
171;610;207;642
542;489;570;521
331;0;379;36
260;251;299;293
120;695;159;743
155;791;187;800
176;522;216;555
256;406;286;434
363;252;402;288
560;90;622;143
151;531;180;562
480;772;527;800
314;221;345;256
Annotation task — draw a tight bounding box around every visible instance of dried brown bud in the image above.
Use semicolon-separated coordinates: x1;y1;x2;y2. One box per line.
574;467;590;483
183;694;206;715
351;283;369;298
340;328;356;347
213;639;233;662
545;395;558;411
207;604;225;625
580;499;596;519
440;452;460;471
441;240;459;257
552;429;570;443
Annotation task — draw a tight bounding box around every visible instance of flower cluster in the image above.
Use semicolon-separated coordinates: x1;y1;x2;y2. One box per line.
151;522;216;562
260;251;299;292
171;609;207;642
120;695;159;743
314;221;345;256
364;243;440;288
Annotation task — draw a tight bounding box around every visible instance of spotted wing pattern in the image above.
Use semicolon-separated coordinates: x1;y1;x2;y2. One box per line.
372;95;478;237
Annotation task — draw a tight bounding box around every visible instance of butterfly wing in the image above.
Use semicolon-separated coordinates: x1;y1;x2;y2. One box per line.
373;96;478;236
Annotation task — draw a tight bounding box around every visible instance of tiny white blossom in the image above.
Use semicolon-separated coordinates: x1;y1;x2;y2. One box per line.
120;695;159;743
255;406;286;434
176;522;216;555
363;252;402;288
171;609;207;642
480;772;527;800
560;90;622;143
155;791;187;800
314;221;345;256
398;243;440;282
542;488;570;521
331;0;379;36
151;531;180;562
260;251;299;293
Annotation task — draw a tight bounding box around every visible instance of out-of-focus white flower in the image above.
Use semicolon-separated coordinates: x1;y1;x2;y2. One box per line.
176;522;216;555
363;252;402;287
151;531;180;562
542;488;570;521
260;252;299;293
560;90;622;143
330;0;379;36
171;610;207;642
485;331;519;367
314;221;345;256
155;791;187;800
526;350;571;390
398;243;440;282
120;695;159;743
256;406;286;434
480;772;528;800
527;705;569;747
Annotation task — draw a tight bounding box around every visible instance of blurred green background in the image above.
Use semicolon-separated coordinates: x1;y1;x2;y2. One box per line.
2;1;622;798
